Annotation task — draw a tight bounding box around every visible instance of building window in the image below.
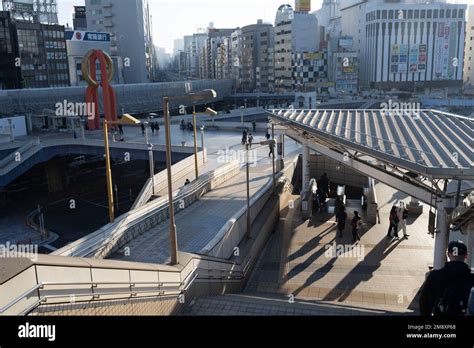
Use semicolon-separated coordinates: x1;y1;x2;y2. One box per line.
446;9;451;19
414;10;419;18
377;10;380;20
440;9;444;18
427;9;432;18
408;10;413;19
389;10;394;20
382;10;387;19
459;10;464;19
421;10;425;19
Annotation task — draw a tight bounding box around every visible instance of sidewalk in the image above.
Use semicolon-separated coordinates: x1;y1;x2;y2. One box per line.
245;182;434;313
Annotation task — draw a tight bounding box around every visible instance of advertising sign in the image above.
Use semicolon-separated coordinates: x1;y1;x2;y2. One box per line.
65;31;111;42
295;0;311;12
13;0;33;11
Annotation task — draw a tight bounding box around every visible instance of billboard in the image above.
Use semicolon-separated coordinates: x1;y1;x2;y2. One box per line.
295;0;311;12
303;52;323;60
391;44;408;73
13;0;33;11
338;38;353;49
65;31;111;42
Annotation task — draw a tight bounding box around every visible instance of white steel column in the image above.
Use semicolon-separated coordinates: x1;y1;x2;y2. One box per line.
302;142;310;192
433;198;449;270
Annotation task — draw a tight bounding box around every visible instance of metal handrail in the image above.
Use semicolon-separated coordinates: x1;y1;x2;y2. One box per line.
0;283;43;314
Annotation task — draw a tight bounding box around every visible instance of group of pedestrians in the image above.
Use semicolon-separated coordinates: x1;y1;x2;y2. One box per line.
334;195;363;244
140;121;160;135
387;202;409;240
241;129;254;148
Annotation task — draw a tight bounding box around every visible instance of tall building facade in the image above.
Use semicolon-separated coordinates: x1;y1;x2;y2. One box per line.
341;0;466;93
241;20;274;92
85;0;154;84
231;29;243;88
2;0;58;24
0;11;21;89
463;5;474;88
72;6;87;30
202;28;234;79
15;21;69;88
274;3;320;91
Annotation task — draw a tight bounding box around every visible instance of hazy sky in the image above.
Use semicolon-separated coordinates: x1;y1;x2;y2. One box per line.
57;0;474;53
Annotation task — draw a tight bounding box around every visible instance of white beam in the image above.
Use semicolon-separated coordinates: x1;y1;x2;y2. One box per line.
288;129;436;205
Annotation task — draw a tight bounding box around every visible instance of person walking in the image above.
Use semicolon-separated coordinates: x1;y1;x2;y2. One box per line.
351;211;362;243
336;207;347;238
397;202;409;239
150;122;155;135
141;123;145;135
247;133;254;148
334;196;344;222
387;206;399;239
252;120;256;133
320;173;329;198
265;129;271;140
268;141;275;157
242;129;248;145
419;241;474;316
155;122;160;133
118;124;124;135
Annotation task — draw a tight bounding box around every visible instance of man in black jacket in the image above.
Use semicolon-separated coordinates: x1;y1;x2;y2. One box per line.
419;240;474;316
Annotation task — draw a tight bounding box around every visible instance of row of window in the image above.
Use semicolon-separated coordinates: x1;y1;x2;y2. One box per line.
45;41;65;49
366;8;464;22
44;30;64;39
46;52;67;60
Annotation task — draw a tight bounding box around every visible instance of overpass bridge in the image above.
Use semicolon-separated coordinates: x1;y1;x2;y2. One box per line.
0;79;233;116
0;137;195;188
267;108;473;270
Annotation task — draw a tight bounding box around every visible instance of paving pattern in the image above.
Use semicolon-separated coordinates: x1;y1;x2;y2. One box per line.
184;293;409;316
243;182;434;313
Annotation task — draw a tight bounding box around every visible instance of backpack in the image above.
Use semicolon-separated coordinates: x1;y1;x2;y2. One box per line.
437;272;473;316
402;209;408;220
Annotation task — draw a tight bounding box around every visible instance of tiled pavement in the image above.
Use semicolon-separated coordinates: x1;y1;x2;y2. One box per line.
184;293;409;316
241;182;434;314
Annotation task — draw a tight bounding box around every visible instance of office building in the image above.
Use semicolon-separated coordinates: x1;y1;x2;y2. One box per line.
0;11;21;89
341;0;466;93
274;3;320;91
231;29;243;89
241;20;274;92
85;0;154;83
463;5;474;89
15;21;69;88
72;6;87;30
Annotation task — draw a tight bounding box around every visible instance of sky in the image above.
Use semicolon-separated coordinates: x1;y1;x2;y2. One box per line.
57;0;474;53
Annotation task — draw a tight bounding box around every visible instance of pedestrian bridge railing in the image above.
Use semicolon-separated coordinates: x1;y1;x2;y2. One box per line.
51;160;241;259
131;150;206;209
0;251;245;316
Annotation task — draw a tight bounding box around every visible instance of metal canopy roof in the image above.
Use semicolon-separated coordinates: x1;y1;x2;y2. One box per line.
269;109;473;179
